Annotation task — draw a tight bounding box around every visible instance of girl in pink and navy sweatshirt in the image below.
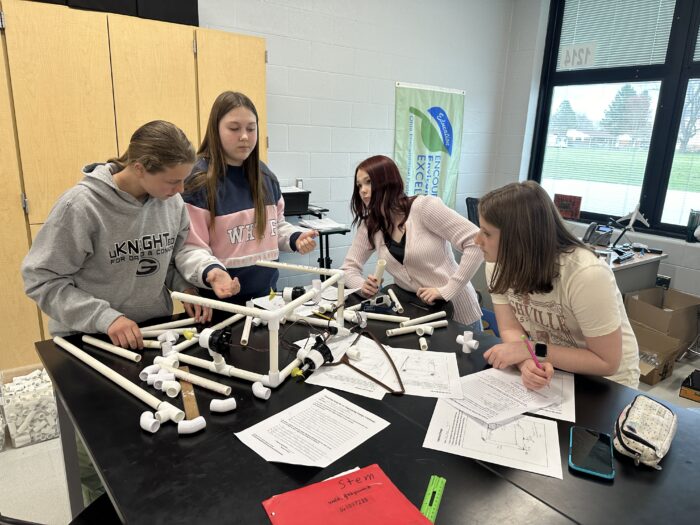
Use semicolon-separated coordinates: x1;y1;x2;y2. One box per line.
181;92;317;304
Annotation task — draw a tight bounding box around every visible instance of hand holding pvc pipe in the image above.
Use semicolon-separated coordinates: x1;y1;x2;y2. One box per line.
180;287;213;324
107;315;143;350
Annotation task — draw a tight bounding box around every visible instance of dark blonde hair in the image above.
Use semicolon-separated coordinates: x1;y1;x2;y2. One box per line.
479;180;587;295
186;91;266;238
108;120;194;172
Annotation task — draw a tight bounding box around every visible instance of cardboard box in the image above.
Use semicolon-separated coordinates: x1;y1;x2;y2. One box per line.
624;287;700;345
631;321;682;385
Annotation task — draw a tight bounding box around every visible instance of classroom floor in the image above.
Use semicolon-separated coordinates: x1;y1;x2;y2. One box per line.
1;353;698;525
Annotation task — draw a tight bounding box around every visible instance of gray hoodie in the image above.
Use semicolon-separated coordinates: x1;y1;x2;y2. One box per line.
22;163;223;337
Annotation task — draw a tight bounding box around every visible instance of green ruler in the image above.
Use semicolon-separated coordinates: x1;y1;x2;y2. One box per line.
420;474;446;523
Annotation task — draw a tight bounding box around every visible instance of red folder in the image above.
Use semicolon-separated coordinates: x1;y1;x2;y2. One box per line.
262;464;431;525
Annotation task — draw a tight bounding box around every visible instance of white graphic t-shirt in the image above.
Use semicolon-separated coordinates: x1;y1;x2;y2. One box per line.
486;247;639;387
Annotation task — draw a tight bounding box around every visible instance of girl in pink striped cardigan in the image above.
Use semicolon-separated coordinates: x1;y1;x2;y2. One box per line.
340;155;484;331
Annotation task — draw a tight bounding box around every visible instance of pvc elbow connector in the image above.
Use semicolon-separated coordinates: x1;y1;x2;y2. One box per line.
252;381;271;400
210;398;237;413
139;364;161;381
153;373;176;390
177;416;206;435
160;380;182;398
155;401;185;423
140;411;160;433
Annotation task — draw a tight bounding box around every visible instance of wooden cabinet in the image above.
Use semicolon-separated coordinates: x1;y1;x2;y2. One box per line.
0;0;267;369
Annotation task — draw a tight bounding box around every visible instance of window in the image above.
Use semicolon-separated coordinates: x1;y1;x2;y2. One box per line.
530;0;700;237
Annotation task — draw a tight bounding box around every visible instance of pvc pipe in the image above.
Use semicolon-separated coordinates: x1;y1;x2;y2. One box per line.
176;353;264;384
419;337;428;351
178;416;206;435
400;311;447;328
241;315;253;346
386;324;434;337
56;336;159;407
142;340;161;349
158;363;232;396
252;317;266;327
140;327;198;337
17;410;36;435
374;259;386;282
140;317;197;331
346;303;363;311
423;319;449;329
387;288;404;313
139;411;160;433
256;259;343;277
81;335;142;363
252;381;271;400
346;348;361;360
138;364;161;381
210;398;237;413
363;312;410;323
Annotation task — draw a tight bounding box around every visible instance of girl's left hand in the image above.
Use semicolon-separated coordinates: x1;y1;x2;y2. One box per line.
416;287;443;305
296;230;318;254
483;341;530;369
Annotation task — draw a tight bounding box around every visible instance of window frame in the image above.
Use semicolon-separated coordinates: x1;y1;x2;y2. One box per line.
529;0;700;238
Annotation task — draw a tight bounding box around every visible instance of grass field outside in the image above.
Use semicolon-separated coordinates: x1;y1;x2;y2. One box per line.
541;146;700;192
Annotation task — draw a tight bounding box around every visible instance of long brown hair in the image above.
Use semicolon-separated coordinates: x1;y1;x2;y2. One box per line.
351;155;415;249
186;91;266;238
479;180;587;295
108;120;194;172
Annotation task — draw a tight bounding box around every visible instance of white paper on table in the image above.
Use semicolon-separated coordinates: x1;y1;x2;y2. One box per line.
424;399;563;479
234;389;389;468
530;371;575;422
446;368;559;425
382;347;463;399
252;287;359;317
299;335;389;400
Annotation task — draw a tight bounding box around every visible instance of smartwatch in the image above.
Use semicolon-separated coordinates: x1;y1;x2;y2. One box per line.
535;342;548;362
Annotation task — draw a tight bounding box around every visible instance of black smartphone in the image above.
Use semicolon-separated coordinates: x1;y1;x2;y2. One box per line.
568;426;615;480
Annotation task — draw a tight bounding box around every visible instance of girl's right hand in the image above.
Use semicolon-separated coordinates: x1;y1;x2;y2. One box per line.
520;359;554;390
360;275;380;297
107;315;143;350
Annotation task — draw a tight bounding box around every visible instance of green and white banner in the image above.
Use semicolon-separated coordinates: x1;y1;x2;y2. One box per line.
394;82;465;209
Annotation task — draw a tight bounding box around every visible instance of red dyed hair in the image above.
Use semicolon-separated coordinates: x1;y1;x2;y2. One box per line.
351;155;415;248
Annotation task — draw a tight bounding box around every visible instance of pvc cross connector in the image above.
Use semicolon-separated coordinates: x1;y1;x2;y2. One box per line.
456;331;479;354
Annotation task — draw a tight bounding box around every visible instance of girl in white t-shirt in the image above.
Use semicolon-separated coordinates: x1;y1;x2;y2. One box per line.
477;181;640;389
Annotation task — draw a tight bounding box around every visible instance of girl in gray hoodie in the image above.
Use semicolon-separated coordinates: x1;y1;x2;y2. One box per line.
22;120;238;349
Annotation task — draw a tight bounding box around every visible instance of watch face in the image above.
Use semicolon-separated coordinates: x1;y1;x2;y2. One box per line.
535;342;547;360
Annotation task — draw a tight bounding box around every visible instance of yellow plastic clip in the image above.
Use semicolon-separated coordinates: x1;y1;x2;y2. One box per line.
269;287;276;300
291;367;305;378
183;329;195;340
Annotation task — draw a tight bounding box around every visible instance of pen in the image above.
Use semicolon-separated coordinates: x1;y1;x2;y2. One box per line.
521;335;543;369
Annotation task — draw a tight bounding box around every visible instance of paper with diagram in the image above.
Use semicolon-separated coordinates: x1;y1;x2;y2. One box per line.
235;389;389;468
446;368;559;425
531;371;575;422
424;398;563;479
300;335;463;400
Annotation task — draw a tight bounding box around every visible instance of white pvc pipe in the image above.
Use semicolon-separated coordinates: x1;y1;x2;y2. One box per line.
158;363;232;396
142;340;161;349
241;315;253;346
54;337;183;423
175;353;264;384
346;348;361;360
419;337;428;351
178;416;206;435
210;398;237;413
423;319;449;329
346;303;363;311
400;311;447;327
257;259;343;277
140;318;197;331
386;325;425;337
141;327;197;338
387;288;404;313
363;312;410;323
374;259;386;282
140;412;160;433
81;335;142;363
252;381;271;400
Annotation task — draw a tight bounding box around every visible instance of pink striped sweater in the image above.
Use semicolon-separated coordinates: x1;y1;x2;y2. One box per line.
340;196;483;325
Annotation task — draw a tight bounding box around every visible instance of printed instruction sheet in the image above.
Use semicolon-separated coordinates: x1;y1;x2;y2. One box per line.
424;399;563;479
235;389;389;468
446;368;559;425
531;371;576;422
